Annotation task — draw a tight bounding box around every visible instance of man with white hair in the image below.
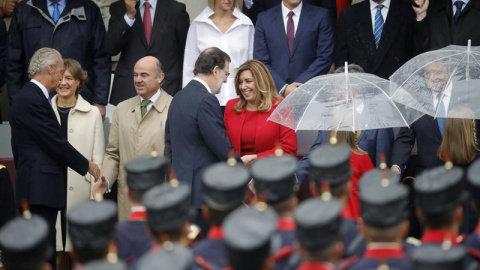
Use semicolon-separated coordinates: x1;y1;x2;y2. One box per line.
9;47;100;270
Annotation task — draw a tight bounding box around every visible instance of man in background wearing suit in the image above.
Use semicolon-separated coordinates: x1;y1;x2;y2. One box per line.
254;0;334;97
9;48;100;270
105;0;189;105
164;47;236;234
97;56;172;221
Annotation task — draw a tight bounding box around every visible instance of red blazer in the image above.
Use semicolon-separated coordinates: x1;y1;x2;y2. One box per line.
224;98;297;158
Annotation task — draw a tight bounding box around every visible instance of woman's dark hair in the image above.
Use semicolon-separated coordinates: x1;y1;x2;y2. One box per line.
63;58;88;96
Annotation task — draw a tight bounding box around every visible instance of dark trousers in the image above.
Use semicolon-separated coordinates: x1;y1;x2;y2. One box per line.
29;205;59;270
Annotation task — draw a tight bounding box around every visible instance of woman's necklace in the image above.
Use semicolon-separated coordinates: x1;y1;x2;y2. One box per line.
57;106;74;114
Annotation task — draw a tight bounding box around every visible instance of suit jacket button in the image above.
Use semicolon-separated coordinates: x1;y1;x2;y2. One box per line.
69;128;74;133
69;187;74;191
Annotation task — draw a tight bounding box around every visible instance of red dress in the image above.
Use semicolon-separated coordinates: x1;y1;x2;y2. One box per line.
342;150;375;221
224;98;297;158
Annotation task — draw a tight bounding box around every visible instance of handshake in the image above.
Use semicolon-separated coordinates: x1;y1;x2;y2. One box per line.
88;160;109;197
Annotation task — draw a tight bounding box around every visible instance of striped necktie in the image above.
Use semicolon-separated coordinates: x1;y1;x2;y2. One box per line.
374;5;384;49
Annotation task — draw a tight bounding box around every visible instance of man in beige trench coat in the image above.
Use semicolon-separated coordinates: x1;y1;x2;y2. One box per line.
96;56;172;221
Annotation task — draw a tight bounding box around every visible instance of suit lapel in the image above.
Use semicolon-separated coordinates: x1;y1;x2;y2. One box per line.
149;0;168;48
356;2;377;59
131;96;142;124
134;4;148;49
273;6;291;57
291;4;309;57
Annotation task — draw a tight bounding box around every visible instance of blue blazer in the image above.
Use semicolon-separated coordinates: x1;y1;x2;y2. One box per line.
164;80;237;208
253;3;334;91
296;129;394;184
10;82;89;209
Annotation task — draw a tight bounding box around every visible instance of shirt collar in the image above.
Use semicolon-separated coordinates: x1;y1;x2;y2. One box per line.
140;88;161;104
370;0;391;11
140;0;157;10
193;77;213;94
31;79;50;100
282;1;303;18
195;6;253;26
452;0;469;7
47;0;66;8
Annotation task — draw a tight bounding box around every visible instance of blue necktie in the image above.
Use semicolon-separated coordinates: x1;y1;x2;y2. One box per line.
52;2;60;23
374;5;384;49
436;94;446;136
453;1;464;21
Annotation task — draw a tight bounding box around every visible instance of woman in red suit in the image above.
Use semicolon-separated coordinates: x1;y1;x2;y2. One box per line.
224;59;297;166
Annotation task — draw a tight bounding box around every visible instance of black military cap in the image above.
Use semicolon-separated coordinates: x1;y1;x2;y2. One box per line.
294;198;342;250
68;200;117;249
413;244;466;270
414;165;466;215
308;144;351;185
224;203;277;270
358;169;401;191
83;260;127;270
125;155;169;191
360;184;409;227
0;215;51;269
251;155;297;203
142;181;191;232
202;161;250;210
137;244;193;270
467;159;480;207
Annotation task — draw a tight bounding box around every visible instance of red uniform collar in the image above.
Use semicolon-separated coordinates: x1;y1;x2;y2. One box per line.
421;229;459;245
364;243;404;259
297;262;335;270
277;217;296;231
207;226;224;240
129;208;147;221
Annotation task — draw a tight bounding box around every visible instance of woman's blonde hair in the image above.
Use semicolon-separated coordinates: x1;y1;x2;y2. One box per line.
336;131;367;155
234;59;281;113
437;107;479;164
208;0;238;10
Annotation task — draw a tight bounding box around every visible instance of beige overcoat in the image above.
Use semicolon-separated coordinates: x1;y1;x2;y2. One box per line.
101;91;172;221
51;95;105;251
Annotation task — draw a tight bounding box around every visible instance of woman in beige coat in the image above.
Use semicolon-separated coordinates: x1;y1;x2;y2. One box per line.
52;59;105;252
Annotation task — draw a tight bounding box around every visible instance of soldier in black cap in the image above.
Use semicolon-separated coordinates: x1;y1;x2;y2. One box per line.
142;180;192;251
413;244;466;270
0;212;51;270
414;164;466;245
348;180;412;270
250;153;299;269
193;158;250;270
294;197;344;270
114;154;169;266
308;143;359;258
464;159;480;264
137;243;194;270
224;203;278;270
67;199;119;267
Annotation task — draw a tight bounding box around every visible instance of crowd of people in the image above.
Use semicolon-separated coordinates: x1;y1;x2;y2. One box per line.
1;0;480;269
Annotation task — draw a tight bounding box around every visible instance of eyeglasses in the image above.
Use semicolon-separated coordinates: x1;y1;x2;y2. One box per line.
225;71;230;77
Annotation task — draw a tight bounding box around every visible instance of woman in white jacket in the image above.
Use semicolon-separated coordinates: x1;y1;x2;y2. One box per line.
52;59;105;252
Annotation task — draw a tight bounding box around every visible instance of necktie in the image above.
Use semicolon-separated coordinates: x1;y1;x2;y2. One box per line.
453;1;464;21
141;99;151;117
436;93;446;136
374;5;384;49
52;2;60;23
143;1;152;45
286;11;294;54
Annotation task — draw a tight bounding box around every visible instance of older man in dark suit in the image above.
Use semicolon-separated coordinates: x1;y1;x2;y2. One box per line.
105;0;189;105
10;48;100;270
164;47;238;233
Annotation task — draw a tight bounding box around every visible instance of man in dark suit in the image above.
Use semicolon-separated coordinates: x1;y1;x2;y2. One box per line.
9;48;100;269
414;0;480;52
164;47;236;233
254;0;334;96
335;0;422;80
105;0;189;105
0;19;6;123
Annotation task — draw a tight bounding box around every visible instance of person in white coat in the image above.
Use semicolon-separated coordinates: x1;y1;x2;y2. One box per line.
51;59;105;252
182;0;254;107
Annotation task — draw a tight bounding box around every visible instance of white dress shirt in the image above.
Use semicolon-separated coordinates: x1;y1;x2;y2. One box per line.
193;78;213;94
124;0;158;27
281;1;302;36
369;0;391;32
433;84;452;117
182;6;254;106
139;88;161;112
31;79;50;100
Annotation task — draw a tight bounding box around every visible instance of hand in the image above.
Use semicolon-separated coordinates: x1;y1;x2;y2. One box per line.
391;165;401;175
412;0;428;21
93;103;106;122
124;0;136;19
241;155;257;166
1;0;17;17
88;160;101;180
284;82;302;97
92;176;108;196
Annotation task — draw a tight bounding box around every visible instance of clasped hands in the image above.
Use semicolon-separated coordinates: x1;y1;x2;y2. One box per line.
88;161;109;196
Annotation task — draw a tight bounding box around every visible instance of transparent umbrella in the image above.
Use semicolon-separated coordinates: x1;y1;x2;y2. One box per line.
268;64;415;131
390;40;480;119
